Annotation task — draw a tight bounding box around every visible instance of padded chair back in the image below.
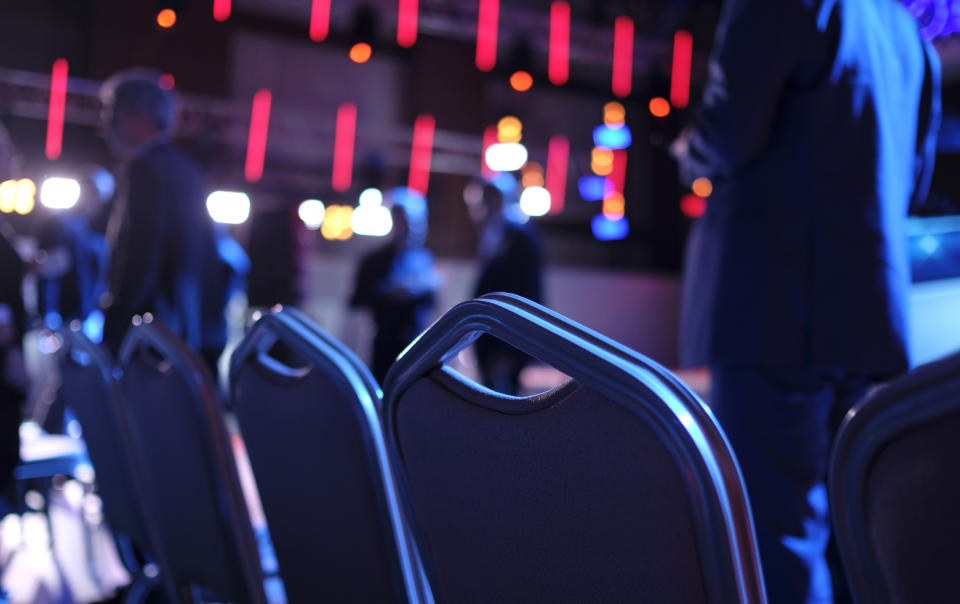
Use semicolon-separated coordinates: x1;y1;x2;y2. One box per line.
383;294;766;604
119;317;266;604
229;306;426;603
59;327;179;601
830;349;960;604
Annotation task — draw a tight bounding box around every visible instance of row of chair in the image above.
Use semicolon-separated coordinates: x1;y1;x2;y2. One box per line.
57;293;959;603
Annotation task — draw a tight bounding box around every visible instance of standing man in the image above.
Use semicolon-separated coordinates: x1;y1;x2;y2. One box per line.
472;176;544;395
100;70;225;369
673;1;940;601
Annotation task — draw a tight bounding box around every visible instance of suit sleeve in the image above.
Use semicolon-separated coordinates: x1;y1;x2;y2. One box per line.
679;0;812;184
910;41;941;213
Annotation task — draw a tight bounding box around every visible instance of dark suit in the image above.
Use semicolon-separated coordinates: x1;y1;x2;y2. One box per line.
473;219;544;394
677;1;940;601
104;141;225;362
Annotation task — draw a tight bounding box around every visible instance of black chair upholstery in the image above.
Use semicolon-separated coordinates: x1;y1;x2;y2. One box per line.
119;317;266;604
830;349;960;604
58;327;179;603
228;306;427;603
383;293;766;604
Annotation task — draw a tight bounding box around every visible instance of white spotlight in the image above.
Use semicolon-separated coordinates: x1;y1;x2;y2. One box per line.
298;199;326;230
519;186;551;217
484;143;529;172
359;187;384;207
206;191;251;225
352;203;393;237
40;177;81;210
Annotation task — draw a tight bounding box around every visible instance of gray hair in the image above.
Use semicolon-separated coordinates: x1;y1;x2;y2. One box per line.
100;68;177;132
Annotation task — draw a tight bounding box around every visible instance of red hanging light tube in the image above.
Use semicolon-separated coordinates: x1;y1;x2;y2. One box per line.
310;0;331;41
476;0;500;71
549;2;570;86
213;0;231;22
333;102;358;192
546;135;570;214
408;114;436;195
671;30;693;108
45;59;68;160
612;16;634;98
398;0;419;47
244;89;272;183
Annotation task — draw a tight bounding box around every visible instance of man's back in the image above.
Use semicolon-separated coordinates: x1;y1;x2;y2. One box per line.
679;0;940;373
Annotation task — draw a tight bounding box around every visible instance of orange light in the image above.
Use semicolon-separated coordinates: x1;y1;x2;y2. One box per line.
602;193;625;219
692;177;713;198
604;101;626;125
497;116;523;143
349;42;372;63
510;71;533;92
521;162;544;188
591;148;614;176
649;97;671;118
156;9;177;28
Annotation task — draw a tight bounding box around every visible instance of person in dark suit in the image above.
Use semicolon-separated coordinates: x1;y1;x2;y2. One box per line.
100;71;226;370
350;188;437;383
472;177;544;395
672;1;940;601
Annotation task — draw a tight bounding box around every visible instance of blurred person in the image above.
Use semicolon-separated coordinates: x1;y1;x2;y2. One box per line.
35;166;113;332
471;175;544;395
0;124;25;499
672;1;940;602
99;70;226;372
350;188;437;383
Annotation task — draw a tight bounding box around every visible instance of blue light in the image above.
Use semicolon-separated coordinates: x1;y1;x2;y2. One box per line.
593;124;632;150
919;235;940;255
591;214;629;241
578;176;614;201
902;0;952;39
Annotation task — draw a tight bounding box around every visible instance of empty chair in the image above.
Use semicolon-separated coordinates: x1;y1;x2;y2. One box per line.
830;349;960;604
57;326;179;602
119;316;266;604
229;306;426;603
383;293;766;604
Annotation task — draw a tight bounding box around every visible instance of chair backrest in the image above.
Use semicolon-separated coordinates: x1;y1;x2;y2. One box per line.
382;293;766;604
119;316;266;604
830;349;960;604
59;327;179;601
228;306;426;603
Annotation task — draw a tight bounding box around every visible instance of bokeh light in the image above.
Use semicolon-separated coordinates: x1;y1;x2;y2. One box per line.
649;97;671;118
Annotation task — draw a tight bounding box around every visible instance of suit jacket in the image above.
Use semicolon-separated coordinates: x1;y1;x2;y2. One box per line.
473;220;544;303
104;141;224;352
679;0;941;374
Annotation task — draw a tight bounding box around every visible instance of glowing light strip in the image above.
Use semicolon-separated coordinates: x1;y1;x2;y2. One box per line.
549;2;570;86
610;149;628;194
546;135;569;214
333;102;358;192
476;0;500;71
213;0;231;22
612;16;634;98
398;0;419;47
481;125;498;179
408;114;435;194
310;0;331;41
45;59;68;161
244;89;272;183
671;30;693;108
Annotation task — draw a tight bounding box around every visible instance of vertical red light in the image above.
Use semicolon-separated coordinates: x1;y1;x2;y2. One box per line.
244;89;272;183
45;59;69;161
612;16;634;98
481;125;498;179
476;0;500;71
398;0;419;47
549;2;570;86
546;135;569;214
610;150;628;194
310;0;331;42
213;0;231;21
408;114;436;195
671;30;693;108
333;102;358;193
